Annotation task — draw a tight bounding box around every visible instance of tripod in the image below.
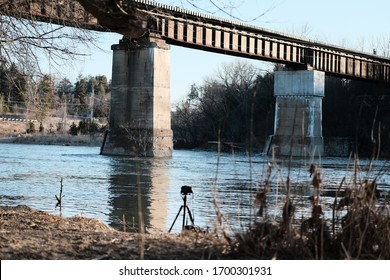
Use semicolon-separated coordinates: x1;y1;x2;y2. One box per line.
169;187;195;232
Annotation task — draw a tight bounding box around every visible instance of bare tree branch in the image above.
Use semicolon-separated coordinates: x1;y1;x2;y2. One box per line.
0;0;99;73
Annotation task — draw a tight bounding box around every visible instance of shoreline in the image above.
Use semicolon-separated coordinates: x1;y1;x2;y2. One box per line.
0;133;104;147
0;205;229;260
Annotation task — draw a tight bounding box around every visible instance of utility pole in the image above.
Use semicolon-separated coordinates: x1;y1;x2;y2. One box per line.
90;83;94;122
62;97;67;133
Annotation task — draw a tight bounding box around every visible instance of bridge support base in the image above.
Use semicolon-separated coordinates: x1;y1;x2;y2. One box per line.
101;37;173;157
267;70;324;157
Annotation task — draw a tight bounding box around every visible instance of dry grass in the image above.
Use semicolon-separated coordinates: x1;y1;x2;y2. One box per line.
0;118;103;146
228;159;390;260
0;205;230;260
0;119;28;135
0;133;103;146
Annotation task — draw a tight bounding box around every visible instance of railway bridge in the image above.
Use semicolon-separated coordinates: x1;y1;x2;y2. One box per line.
3;0;390;156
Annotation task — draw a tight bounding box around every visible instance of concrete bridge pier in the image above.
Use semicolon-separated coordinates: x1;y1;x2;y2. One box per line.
101;37;173;157
267;70;325;157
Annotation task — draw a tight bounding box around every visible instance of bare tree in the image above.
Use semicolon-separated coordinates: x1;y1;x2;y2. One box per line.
179;0;278;23
217;61;258;93
120;120;155;157
371;35;390;57
1;0;274;71
0;0;98;73
173;60;274;149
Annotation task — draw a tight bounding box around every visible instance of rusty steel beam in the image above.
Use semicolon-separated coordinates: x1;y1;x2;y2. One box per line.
0;0;105;31
133;0;390;83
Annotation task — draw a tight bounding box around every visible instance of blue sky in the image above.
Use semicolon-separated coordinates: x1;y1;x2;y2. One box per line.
48;0;390;105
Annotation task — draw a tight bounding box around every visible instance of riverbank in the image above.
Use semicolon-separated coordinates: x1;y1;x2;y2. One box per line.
0;205;229;260
0;117;104;147
0;133;103;147
2;200;389;260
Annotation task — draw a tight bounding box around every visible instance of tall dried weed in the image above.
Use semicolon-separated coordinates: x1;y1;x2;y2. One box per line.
230;155;390;259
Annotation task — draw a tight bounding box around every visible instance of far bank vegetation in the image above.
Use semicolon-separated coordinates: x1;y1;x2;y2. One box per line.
1;58;389;157
173;62;390;158
0;58;110;139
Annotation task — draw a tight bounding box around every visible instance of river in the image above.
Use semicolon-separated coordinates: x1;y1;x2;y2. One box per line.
0;143;389;233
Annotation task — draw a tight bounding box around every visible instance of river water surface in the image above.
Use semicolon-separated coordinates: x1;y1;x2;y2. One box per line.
0;143;389;233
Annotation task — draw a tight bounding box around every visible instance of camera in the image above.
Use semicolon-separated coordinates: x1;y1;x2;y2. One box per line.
169;185;195;232
181;185;193;195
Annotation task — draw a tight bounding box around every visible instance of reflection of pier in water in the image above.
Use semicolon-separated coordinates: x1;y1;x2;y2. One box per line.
107;158;169;232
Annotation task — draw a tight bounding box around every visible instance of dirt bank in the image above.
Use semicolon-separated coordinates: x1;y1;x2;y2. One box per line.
0;118;104;147
0;205;229;260
0;133;103;146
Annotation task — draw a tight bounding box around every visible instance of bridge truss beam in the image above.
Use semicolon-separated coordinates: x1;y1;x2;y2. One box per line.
135;0;390;83
3;0;390;83
0;0;104;31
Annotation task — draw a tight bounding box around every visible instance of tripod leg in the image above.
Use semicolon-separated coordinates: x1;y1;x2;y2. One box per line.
185;206;195;226
169;206;183;233
182;202;187;230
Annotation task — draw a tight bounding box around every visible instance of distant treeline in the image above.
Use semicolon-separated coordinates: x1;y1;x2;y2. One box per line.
172;62;390;158
0;59;111;123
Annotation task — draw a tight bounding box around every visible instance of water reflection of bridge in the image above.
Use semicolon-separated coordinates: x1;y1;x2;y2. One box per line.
107;158;169;232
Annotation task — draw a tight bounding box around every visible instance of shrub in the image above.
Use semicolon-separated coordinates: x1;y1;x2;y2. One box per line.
27;122;36;134
69;122;78;136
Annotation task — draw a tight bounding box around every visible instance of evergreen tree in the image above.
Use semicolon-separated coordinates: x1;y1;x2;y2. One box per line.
8;63;27;107
35;74;56;121
74;76;88;116
0;61;27;113
57;78;74;98
94;82;109;119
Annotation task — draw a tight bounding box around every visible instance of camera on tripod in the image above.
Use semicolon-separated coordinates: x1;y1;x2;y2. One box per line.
169;185;195;232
